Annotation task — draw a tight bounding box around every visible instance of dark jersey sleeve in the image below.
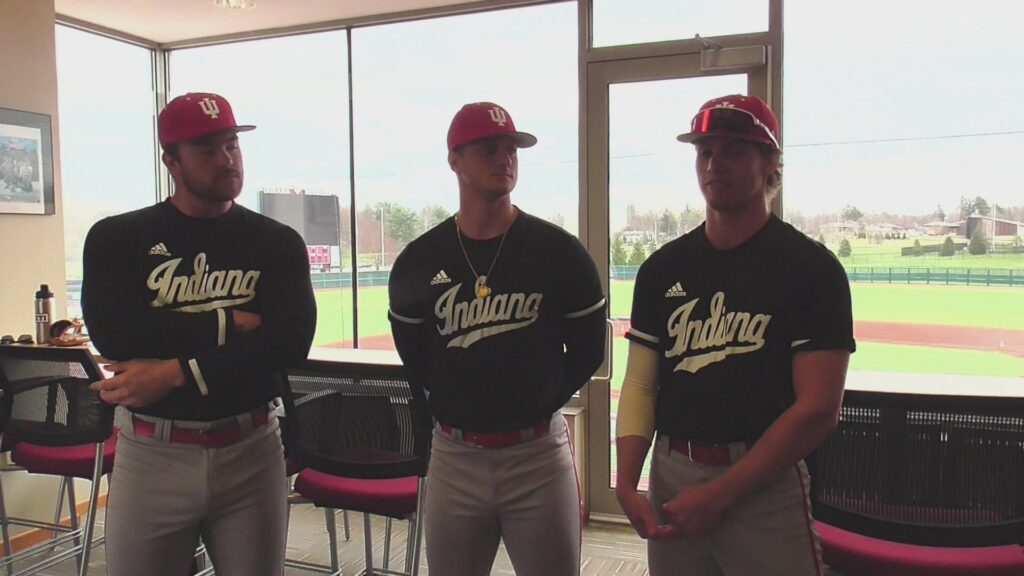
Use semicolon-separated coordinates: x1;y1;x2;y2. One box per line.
184;226;317;396
558;235;607;401
82;215;224;361
387;243;434;392
625;255;662;351
790;250;856;354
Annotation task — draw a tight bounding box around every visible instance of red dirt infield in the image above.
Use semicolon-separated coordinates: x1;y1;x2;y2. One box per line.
328;334;396;350
855;321;1024;358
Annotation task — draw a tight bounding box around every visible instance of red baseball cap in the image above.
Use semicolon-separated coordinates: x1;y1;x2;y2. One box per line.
447;102;537;152
676;94;780;150
158;93;255;146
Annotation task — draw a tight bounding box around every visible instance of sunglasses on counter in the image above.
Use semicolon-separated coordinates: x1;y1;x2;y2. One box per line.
0;334;34;345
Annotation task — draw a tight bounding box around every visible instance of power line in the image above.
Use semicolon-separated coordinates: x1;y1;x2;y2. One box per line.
787;130;1024;148
605;129;1024;159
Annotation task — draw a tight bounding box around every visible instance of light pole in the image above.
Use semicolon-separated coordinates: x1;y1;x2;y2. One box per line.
379;205;386;269
991;203;996;251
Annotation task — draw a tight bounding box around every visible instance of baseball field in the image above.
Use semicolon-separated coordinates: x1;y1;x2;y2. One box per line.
313;278;1024;489
314;280;1024;378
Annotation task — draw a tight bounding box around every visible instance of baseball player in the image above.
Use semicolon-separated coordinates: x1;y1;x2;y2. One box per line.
615;95;855;576
81;93;316;576
388;102;607;576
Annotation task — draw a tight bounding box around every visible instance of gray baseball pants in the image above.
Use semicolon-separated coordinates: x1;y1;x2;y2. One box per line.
647;435;823;576
424;414;581;576
104;409;288;576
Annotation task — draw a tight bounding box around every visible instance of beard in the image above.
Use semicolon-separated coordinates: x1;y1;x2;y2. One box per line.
179;167;243;203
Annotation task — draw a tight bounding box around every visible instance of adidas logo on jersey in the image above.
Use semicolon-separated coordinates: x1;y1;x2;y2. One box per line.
664;282;687;298
148;242;171;257
430;270;452;285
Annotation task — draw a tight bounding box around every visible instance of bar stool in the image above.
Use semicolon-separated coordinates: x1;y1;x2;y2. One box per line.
0;346;114;576
280;360;431;576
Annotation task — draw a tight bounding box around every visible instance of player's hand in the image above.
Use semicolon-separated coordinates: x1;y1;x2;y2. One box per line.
660;482;732;538
615;487;677;540
232;310;262;333
90;359;185;409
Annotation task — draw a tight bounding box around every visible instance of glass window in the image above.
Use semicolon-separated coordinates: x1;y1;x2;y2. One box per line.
56;25;157;319
607;74;747;490
593;0;768;48
351;2;579;350
784;0;1024;389
170;32;352;348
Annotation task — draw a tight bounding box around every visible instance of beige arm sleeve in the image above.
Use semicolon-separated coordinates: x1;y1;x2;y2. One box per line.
615;341;659;441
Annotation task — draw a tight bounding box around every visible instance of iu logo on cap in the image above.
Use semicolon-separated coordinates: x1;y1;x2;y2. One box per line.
198;97;221;119
488;107;507;127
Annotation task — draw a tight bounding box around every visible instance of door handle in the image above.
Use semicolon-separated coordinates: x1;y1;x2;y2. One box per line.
594;318;614;380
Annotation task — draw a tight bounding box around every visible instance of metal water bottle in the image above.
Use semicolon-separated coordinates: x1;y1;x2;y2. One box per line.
34;284;54;345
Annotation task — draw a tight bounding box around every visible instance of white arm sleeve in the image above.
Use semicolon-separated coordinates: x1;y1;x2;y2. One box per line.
615;341;659;441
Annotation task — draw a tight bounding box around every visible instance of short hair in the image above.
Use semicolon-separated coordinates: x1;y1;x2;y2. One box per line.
162;143;181;160
763;145;783;200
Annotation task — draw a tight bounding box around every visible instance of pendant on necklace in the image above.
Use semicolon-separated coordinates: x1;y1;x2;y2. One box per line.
474;275;491;299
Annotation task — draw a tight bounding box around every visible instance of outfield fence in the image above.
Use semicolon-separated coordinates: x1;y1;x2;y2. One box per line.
840;252;1024;265
608;266;1022;288
845;267;1021;287
310;271;390;289
67;267;1023;296
308;266;1024;290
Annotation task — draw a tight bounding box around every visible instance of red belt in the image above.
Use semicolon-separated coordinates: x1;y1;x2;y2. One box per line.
132;408;270;449
441;421;551;449
668;438;749;466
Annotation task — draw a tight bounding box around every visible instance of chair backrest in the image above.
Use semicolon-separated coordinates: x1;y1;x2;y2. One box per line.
0;385;9;437
279;359;432;480
810;390;1024;547
0;346;114;446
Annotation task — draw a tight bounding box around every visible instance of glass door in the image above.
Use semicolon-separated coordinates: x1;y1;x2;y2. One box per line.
583;53;767;516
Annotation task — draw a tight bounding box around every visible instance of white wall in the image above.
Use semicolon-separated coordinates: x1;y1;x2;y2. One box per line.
0;0;75;544
0;2;67;330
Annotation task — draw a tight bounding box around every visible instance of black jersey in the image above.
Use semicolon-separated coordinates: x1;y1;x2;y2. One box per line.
388;210;606;432
627;215;855;443
82;199;316;421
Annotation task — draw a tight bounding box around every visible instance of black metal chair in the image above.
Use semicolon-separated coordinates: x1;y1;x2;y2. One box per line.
809;390;1024;575
280;359;431;576
0;346;115;576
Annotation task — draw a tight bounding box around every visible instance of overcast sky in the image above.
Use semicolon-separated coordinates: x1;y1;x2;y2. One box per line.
55;0;1023;239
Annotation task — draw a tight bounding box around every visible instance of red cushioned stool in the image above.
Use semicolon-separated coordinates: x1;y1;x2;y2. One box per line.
280;360;431;576
294;471;419;519
810;389;1024;576
819;522;1024;576
10;433;117;479
0;346;115;576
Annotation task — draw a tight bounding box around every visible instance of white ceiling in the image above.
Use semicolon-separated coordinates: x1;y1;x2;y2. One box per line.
54;0;489;45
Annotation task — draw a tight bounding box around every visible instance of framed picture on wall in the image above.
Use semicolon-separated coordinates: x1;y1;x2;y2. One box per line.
0;107;55;215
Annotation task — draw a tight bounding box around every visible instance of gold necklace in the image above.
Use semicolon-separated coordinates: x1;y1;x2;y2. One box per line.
454;214;510;299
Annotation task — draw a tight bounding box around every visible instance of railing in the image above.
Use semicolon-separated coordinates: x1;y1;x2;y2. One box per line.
841;251;1024;264
64;265;1024;299
846;267;1020;287
610;266;640;280
609;266;1022;287
309;270;390;289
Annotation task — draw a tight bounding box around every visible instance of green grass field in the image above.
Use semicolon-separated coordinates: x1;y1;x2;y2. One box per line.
307;237;1024;488
316;280;1024;378
610;281;1024;331
312;287;391;346
849;341;1024;376
847;284;1024;329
